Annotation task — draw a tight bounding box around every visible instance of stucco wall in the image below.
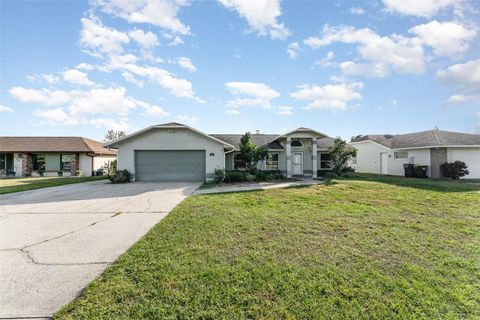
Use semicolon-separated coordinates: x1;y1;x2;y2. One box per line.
447;147;480;179
94;155;116;171
116;127;225;180
13;153;23;177
79;154;92;176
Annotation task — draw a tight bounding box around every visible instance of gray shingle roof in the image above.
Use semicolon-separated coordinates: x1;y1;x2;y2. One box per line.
0;137;117;155
352;130;480;149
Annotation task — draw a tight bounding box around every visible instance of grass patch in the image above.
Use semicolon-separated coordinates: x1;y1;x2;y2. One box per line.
0;176;108;194
55;176;480;319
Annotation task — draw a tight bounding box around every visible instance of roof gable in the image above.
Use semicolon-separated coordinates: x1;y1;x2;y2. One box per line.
0;137;116;154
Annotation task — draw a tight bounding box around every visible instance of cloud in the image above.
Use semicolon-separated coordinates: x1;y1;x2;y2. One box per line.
92;0;191;35
276;106;292;116
225;108;240;115
315;51;335;67
225;81;280;108
90;117;130;131
9;87;72;106
383;0;460;17
80;15;129;57
304;25;425;76
33;108;78;126
176;57;197;72
409;20;477;57
121;72;144;87
75;63;95;71
128;28;159;49
0;104;14;112
437;59;480;104
287;42;301;59
175;115;198;124
290;82;364;110
142;105;169;116
62;69;95;86
340;61;390;78
349;7;365;15
218;0;290;39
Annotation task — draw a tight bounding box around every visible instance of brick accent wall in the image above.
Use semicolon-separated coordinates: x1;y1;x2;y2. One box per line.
71;153;79;176
430;148;447;178
21;153;32;176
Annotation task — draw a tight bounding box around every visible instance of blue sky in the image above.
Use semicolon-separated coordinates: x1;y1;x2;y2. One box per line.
1;0;479;141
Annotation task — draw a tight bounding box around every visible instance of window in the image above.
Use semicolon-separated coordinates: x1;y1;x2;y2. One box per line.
233;154;246;169
291;140;303;147
61;154;72;171
266;153;279;170
320;153;331;169
32;154;46;171
394;151;408;159
0;153;13;172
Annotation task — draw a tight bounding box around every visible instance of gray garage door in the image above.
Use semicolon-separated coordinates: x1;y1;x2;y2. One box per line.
135;150;206;181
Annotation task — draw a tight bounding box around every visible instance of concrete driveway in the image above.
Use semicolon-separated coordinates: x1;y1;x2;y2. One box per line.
0;180;200;319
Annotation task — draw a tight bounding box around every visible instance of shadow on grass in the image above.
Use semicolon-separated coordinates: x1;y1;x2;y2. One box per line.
339;173;480;193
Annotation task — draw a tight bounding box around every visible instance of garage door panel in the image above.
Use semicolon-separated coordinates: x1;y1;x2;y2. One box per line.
452;149;480;179
135;150;205;181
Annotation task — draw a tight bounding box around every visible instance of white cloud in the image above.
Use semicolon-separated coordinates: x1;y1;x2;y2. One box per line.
62;69;95;86
287;42;301;59
304;25;425;76
276;106;292;116
225;81;280;108
92;0;191;35
218;0;290;39
176;57;197;72
168;35;184;46
43;74;61;84
340;61;390;78
0;104;14;112
175;115;198;124
33;108;78;126
75;63;95;71
409;20;477;57
142;105;169;116
9;87;72;106
290;82;364;111
90;117;130;131
437;59;480;104
80;15;129;57
315;51;335;67
383;0;460;17
225;108;240;115
121;72;144;87
349;7;365;15
128;28;159;49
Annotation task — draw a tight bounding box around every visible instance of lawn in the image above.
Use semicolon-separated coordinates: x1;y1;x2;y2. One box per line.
55;176;480;319
0;176;108;194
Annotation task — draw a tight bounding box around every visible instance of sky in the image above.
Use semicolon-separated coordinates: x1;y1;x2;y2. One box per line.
1;0;479;141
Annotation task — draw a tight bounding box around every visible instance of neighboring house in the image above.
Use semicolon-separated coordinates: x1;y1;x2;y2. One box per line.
0;137;117;177
350;129;480;179
105;122;335;181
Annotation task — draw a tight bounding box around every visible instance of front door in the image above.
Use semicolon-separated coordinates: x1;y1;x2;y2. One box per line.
380;153;388;174
292;152;303;175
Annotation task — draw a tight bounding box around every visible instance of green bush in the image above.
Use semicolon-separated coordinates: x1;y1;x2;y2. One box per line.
212;168;225;184
109;169;132;184
440;161;469;180
224;170;246;183
57;171;63;177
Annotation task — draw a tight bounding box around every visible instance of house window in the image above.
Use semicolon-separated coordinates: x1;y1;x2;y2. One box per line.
0;153;13;172
61;154;72;171
233;154;246;169
266;153;279;170
320;153;331;169
291;140;303;147
394;151;408;159
32;154;46;171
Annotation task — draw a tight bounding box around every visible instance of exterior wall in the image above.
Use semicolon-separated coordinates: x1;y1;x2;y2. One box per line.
430;148;447;178
93;155;116;172
13;153;23;177
79;154;93;176
116;127;226;180
447;147;480;179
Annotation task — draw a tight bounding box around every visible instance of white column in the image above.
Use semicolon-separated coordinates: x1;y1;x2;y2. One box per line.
312;137;317;178
286;137;292;178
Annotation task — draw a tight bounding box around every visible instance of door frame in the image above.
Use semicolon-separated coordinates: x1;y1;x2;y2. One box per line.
380;152;388;174
292;151;304;175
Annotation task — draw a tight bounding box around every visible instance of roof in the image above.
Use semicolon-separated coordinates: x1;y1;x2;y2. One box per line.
0;137;117;155
351;130;480;149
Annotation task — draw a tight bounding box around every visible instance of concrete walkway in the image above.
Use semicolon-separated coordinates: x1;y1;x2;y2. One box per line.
194;178;320;195
0;180;200;319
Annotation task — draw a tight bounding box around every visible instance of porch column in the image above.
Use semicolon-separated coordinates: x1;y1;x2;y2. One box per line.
71;153;79;176
286;137;292;178
312;137;317;178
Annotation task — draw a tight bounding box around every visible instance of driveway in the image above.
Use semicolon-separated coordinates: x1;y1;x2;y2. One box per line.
0;180;200;319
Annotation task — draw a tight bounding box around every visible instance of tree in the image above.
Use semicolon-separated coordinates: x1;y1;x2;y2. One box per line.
328;138;357;176
238;132;269;170
104;130;126;143
440;161;469;180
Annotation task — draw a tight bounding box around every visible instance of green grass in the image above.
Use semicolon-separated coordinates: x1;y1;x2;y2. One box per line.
0;176;108;194
55;175;480;319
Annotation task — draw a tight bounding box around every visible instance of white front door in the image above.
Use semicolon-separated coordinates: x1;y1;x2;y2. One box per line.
292;152;303;175
380;153;388;174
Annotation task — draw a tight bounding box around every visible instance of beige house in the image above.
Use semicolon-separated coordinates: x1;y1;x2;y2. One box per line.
0;137;117;177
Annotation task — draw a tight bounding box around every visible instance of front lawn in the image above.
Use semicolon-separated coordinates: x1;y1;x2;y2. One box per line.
56;176;480;319
0;176;108;195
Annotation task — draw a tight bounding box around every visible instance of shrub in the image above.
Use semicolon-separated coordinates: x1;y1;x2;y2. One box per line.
329;138;357;176
57;171;63;177
37;168;45;177
106;160;117;176
224;170;246;183
440;161;469;180
109;169;132;184
212;168;225;184
76;170;83;176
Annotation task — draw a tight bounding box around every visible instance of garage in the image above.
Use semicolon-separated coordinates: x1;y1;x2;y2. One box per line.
449;148;480;179
135;150;206;181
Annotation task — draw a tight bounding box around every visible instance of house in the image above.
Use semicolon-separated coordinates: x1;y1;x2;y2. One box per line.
105;122;335;181
0;137;117;177
350;129;480;179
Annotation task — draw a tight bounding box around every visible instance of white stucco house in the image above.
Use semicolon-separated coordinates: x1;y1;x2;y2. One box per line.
0;137;117;177
350;129;480;179
105;122;336;181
